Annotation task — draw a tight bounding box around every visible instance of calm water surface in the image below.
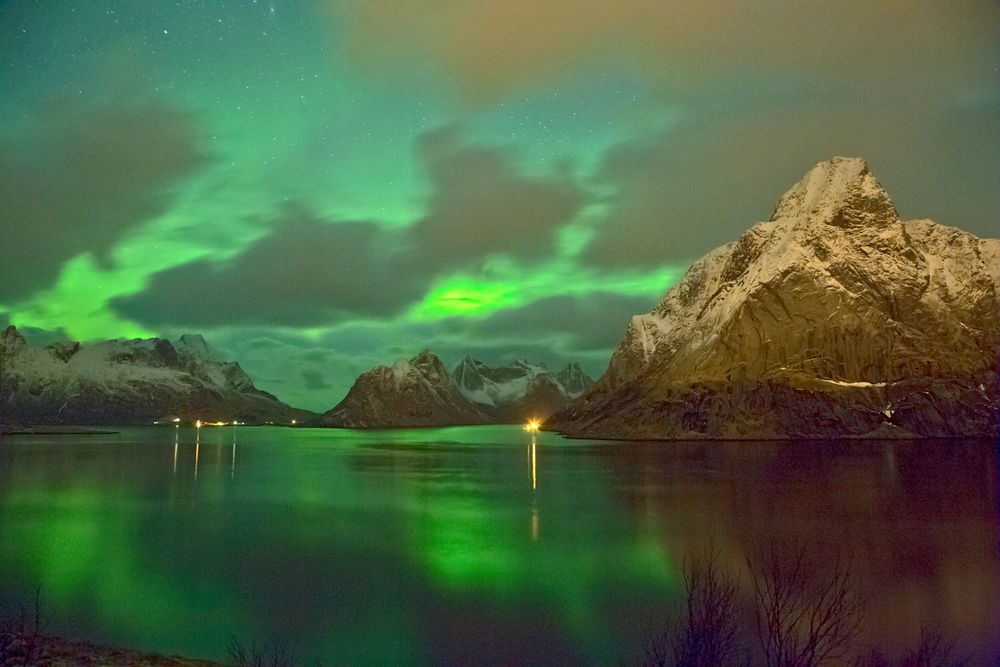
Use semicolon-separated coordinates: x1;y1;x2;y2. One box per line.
0;426;997;664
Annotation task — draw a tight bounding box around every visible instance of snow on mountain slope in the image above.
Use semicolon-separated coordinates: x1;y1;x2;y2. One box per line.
321;350;491;428
453;357;571;403
321;352;595;428
555;362;595;398
550;157;1000;439
452;356;594;421
0;326;307;425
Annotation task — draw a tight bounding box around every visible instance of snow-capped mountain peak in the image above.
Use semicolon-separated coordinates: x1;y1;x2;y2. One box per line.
1;325;26;352
322;350;490;428
556;362;595;398
550;157;1000;439
770;156;897;229
452;355;488;395
175;333;210;358
321;351;595;428
451;357;594;410
387;349;450;389
0;327;305;425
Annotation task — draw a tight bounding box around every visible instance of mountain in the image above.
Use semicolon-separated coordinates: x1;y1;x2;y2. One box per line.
0;327;310;425
321;351;594;428
452;356;593;422
556;362;595;397
320;350;490;427
548;157;1000;439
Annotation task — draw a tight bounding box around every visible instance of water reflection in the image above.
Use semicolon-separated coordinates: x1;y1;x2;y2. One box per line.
0;427;995;665
883;440;898;482
530;432;537;491
530;431;540;541
169;426;239;480
589;438;1000;660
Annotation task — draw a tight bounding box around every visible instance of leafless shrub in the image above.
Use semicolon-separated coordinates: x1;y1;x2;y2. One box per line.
899;627;967;667
226;634;295;667
856;646;894;667
856;626;968;667
643;543;978;667
644;546;749;667
0;586;50;667
747;544;864;667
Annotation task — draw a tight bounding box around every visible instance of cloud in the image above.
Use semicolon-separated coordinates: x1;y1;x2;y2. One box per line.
332;1;998;104
408;126;585;267
203;328;398;411
0;101;205;301
329;1;998;269
301;368;331;391
17;326;72;347
423;337;611;382
113;129;588;327
445;291;654;352
112;207;428;327
582;94;1000;268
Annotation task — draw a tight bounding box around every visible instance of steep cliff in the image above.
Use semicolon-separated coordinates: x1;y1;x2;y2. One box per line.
549;158;1000;439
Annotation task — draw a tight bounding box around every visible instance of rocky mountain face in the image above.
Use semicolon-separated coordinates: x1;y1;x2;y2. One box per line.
556;362;596;398
548;157;1000;439
0;327;309;425
453;356;593;423
321;351;594;428
320;350;490;427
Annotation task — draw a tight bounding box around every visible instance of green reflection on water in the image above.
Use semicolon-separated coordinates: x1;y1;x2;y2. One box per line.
0;426;681;664
8;428;994;663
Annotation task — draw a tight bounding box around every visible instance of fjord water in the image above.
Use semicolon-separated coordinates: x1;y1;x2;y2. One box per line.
0;426;997;664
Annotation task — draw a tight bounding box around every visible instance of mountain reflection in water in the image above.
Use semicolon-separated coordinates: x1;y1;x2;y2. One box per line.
0;426;996;664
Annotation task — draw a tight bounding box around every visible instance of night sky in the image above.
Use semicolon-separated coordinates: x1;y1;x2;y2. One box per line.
1;1;997;410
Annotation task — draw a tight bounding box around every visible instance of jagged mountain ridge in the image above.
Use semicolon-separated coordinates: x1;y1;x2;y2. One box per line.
320;350;491;428
548;157;1000;439
0;327;310;425
453;356;593;423
321;351;594;428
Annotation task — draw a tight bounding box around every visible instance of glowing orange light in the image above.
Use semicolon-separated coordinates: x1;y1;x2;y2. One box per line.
195;419;202;429
524;419;540;432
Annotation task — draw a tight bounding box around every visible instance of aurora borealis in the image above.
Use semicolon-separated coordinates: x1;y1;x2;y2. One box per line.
1;1;998;411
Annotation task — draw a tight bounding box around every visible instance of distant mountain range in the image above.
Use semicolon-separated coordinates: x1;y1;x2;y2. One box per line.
319;350;593;428
548;157;1000;439
0;327;310;426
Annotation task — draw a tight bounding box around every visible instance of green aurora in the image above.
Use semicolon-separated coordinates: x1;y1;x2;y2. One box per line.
1;1;997;410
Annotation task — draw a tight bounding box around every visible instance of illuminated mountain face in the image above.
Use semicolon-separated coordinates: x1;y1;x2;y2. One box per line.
550;158;1000;439
1;3;997;410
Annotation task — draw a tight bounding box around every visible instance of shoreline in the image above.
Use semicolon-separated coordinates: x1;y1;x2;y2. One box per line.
5;633;221;666
0;426;120;436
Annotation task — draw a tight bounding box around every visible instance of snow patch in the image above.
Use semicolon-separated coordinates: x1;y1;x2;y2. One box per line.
818;379;887;388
